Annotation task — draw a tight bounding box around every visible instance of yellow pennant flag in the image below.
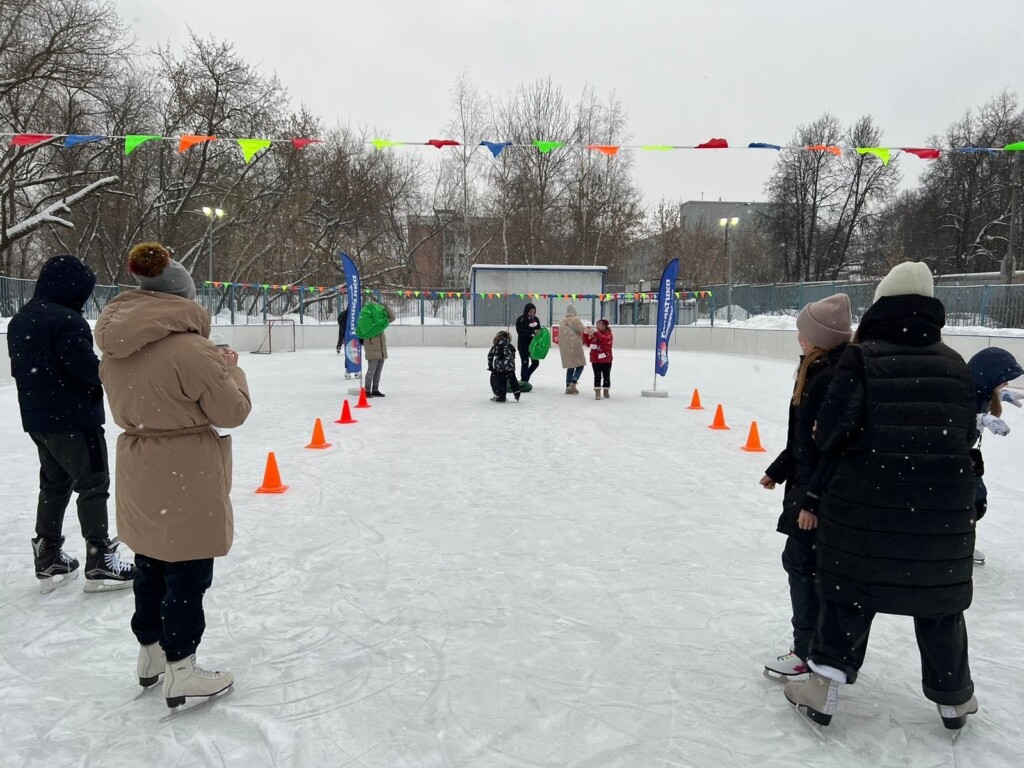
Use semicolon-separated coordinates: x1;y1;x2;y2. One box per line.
237;139;272;163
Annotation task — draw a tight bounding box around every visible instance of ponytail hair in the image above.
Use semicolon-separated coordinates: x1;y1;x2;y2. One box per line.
793;347;829;405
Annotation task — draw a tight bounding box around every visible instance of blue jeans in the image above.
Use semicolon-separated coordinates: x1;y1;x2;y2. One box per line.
565;366;584;386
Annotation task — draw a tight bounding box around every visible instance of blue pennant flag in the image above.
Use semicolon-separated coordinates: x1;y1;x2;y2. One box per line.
480;141;512;158
748;142;782;151
64;135;104;147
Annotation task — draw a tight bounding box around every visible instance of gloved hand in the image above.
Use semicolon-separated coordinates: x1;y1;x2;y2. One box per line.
1001;389;1022;408
978;413;1010;436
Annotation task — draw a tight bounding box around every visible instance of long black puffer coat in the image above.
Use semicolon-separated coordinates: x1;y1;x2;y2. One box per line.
813;295;977;617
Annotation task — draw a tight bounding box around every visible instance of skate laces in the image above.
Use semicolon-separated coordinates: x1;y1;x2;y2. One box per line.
104;546;133;576
58;550;75;565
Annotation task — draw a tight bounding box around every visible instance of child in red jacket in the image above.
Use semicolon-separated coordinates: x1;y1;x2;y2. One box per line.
583;319;614;400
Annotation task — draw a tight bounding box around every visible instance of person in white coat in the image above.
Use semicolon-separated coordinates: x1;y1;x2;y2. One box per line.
558;305;587;394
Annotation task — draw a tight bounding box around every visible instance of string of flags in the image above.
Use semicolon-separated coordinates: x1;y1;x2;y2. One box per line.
200;281;712;301
5;132;1024;166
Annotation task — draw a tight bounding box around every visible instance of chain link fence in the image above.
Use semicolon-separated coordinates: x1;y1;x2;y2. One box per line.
4;275;1024;329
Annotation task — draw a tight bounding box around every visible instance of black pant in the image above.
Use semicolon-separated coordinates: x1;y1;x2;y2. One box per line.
337;321;345;350
490;371;519;400
29;428;109;542
781;531;817;659
810;599;974;705
518;347;539;382
592;362;612;388
132;554;215;662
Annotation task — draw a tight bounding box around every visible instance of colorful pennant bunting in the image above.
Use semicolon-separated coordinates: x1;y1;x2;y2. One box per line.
291;138;319;150
533;140;565;154
807;144;842;156
124;134;160;155
748;142;782;151
901;147;941;160
856;147;891;165
587;144;620;156
64;134;104;147
480;140;511;158
179;135;215;153
696;138;729;149
237;139;272;163
10;134;53;147
426;139;459;149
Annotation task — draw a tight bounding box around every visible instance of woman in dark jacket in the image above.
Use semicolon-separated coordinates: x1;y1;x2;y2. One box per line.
514;302;542;382
784;262;980;732
760;294;851;678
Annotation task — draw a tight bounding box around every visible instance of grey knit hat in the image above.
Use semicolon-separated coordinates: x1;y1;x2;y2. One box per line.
874;261;934;302
796;293;852;351
565;304;578;317
127;242;196;300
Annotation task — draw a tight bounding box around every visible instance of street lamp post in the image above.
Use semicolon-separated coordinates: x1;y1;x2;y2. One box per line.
202;206;225;288
719;203;751;324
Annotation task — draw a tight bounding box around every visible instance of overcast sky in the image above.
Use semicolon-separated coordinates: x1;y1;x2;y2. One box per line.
114;0;1022;208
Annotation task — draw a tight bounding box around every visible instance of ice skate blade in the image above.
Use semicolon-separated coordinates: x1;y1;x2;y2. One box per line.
38;570;79;594
164;683;233;711
83;578;133;593
139;674;162;688
785;690;832;728
764;667;809;681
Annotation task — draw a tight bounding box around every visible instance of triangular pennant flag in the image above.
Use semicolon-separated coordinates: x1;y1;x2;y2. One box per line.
586;144;620;156
125;134;160;155
807;144;842;156
372;138;401;150
856;147;891;165
901;147;941;160
404;290;412;297
953;147;998;155
1005;141;1024;151
533;140;565;154
291;138;319;150
179;135;215;153
414;290;420;297
456;292;462;298
748;142;782;150
480;141;511;158
696;138;729;149
11;133;54;147
64;134;103;147
641;145;675;151
426;139;459;149
237;138;272;163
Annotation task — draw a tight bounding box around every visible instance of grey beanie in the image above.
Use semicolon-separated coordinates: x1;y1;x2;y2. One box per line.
874;261;934;303
127;242;196;300
796;293;852;351
565;304;578;317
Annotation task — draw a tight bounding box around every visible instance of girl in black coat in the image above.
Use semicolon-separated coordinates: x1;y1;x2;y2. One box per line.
784;262;980;731
487;331;520;402
761;294;851;678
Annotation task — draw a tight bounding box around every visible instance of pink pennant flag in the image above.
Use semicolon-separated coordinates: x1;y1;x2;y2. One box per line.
291;138;320;150
11;134;54;147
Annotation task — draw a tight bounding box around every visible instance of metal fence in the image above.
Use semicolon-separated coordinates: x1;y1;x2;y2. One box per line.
4;274;1024;329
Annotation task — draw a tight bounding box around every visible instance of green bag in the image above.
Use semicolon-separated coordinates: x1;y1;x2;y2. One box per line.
356;303;390;339
528;327;551;360
508;380;534;393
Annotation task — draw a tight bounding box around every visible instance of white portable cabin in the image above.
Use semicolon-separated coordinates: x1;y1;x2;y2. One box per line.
469;264;607;327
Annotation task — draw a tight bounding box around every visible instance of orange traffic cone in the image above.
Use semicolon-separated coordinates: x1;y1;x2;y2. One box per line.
256;452;289;493
708;404;729;430
335;400;358;425
355;387;372;409
305;418;332;449
687;388;704;410
741;421;766;452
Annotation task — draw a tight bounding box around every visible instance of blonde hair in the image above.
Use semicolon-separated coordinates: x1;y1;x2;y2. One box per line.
989;390;1003;418
793;347;829;405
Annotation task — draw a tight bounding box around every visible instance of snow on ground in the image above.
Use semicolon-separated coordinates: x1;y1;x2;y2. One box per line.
1;347;1022;767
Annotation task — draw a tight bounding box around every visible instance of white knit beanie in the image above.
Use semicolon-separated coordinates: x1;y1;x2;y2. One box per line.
874;261;934;303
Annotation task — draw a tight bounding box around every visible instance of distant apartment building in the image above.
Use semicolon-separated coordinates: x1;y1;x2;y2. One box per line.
406;212;504;288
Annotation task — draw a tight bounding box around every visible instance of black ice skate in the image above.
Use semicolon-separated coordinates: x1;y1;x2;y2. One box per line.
84;538;135;593
33;536;80;594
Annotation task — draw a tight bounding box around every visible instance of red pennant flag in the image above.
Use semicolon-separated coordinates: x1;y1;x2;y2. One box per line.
179;135;215;153
696;138;729;149
426;139;459;149
11;133;54;147
807;144;842;156
586;144;620;156
902;147;941;160
291;138;320;150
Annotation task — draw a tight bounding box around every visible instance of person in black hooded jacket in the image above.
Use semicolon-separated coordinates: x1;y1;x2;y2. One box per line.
783;262;979;732
7;255;134;592
965;347;1023;565
514;302;542;382
760;294;851;678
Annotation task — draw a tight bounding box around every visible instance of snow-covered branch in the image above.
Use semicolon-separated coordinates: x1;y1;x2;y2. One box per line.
3;175;119;242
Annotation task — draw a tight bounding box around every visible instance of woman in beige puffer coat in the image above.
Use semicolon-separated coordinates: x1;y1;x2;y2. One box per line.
558;304;587;394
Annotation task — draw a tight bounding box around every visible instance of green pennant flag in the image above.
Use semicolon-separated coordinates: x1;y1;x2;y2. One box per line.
237;138;272;163
533;140;565;154
124;134;160;155
372;139;401;150
856;147;891;166
1005;141;1024;151
414;290;420;297
642;145;674;151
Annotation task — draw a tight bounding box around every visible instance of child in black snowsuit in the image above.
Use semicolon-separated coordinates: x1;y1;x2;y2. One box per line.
487;331;521;402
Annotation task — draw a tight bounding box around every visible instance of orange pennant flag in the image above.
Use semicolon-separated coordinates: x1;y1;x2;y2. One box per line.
179;135;215;153
586;144;620;157
807;144;842;156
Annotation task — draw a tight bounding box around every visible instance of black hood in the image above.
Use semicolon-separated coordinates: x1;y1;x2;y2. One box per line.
523;302;536;314
968;347;1023;411
32;255;97;312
